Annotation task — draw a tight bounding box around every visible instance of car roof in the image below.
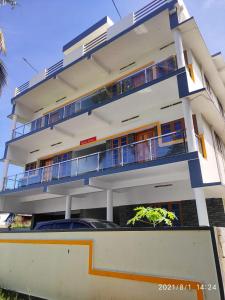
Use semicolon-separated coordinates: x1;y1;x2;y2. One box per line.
35;218;113;227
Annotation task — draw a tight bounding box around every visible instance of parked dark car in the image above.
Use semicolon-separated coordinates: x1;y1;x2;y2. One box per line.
34;218;119;230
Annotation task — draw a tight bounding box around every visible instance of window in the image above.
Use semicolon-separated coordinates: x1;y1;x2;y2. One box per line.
52;152;72;164
25;162;37;171
65;102;78;117
152;202;182;226
174;121;183;139
49;108;64;124
161;119;185;143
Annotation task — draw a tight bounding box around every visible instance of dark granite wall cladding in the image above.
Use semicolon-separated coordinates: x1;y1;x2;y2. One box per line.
32;198;225;228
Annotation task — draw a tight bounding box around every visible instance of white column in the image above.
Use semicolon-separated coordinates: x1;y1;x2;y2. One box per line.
0;159;10;191
173;29;185;69
193;188;209;226
0;159;9;190
182;97;198;152
65;195;72;219
11;114;17;139
106;189;113;222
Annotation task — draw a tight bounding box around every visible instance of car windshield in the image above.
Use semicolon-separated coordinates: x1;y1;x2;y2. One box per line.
91;221;118;229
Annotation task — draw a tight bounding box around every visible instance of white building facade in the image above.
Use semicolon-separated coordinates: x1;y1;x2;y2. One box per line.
1;0;225;227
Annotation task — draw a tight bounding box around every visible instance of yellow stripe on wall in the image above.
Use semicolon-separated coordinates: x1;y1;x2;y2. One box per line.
0;238;204;300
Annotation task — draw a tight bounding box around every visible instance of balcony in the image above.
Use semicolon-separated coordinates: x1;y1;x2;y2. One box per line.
3;130;187;191
205;82;225;120
14;0;170;97
12;55;177;140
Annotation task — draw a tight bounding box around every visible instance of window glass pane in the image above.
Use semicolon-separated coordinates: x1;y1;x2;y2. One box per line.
161;124;171;134
121;137;127;146
113;139;119;148
92;222;118;228
39;224;53;230
72;222;90;229
131;71;145;88
161;124;171;143
52;222;71;229
174;121;183;139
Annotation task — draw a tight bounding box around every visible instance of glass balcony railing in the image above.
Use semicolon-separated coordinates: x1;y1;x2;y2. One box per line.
12;55;177;139
3;130;187;191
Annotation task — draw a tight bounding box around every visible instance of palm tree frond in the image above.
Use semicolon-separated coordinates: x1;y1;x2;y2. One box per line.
0;59;7;94
0;31;6;54
0;0;17;8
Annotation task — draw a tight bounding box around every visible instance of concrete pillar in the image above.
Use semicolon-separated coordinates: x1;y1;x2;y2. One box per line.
193;188;209;226
106;189;113;222
0;159;10;191
173;29;185;69
182;97;198;152
11;114;17;139
65;195;72;219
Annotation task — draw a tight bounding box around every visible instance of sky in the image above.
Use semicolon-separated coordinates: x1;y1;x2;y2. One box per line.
0;0;224;178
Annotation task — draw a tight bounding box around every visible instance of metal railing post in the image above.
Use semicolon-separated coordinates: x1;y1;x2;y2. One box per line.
76;158;79;176
63;106;66;119
26;171;30;186
14;174;17;189
41;167;45;183
57;162;61;179
97;152;100;171
121;146;124;166
120;81;123;94
145;68;148;84
3;177;6;191
149;139;152;161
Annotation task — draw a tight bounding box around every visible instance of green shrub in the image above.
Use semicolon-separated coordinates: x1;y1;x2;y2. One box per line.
127;206;177;227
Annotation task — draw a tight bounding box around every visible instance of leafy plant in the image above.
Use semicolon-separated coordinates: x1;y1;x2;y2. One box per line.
0;289;18;300
127;206;177;227
0;0;17;94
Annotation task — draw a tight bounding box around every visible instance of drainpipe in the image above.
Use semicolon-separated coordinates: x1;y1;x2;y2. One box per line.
0;159;10;191
11;114;17;139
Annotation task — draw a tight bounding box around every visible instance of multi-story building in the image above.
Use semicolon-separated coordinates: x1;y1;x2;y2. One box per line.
1;0;225;227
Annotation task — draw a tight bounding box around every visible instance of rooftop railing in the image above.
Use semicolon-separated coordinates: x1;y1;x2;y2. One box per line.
3;130;187;191
83;32;107;54
14;0;169;96
134;0;166;22
12;55;177;139
46;60;63;78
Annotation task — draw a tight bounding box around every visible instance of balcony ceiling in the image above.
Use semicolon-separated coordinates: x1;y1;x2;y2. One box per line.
212;53;225;86
189;90;225;144
14;10;173;113
178;18;225;107
8;75;180;165
0;161;191;204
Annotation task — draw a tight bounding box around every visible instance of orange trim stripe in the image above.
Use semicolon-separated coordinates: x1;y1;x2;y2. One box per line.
0;238;204;300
